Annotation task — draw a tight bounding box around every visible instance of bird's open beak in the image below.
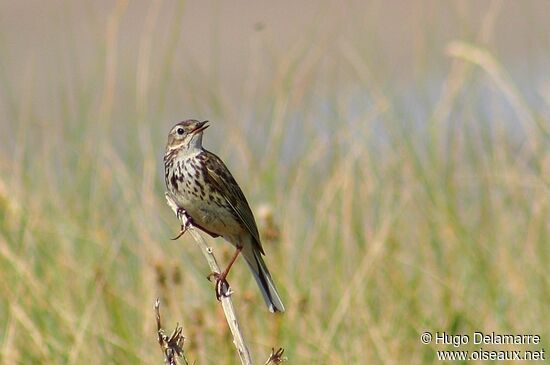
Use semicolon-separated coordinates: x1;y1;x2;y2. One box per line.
192;120;209;134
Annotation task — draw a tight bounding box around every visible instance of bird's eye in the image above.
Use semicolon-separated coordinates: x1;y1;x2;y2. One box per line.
177;127;184;135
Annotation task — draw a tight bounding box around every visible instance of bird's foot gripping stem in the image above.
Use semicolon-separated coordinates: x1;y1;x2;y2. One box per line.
207;272;232;300
171;208;193;240
206;246;241;301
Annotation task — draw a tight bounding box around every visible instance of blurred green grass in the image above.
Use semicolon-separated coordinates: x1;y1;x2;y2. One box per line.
0;1;549;364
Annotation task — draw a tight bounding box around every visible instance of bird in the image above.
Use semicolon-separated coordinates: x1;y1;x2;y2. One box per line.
164;119;285;313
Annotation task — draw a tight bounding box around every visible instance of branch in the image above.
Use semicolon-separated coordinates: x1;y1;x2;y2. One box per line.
165;193;253;365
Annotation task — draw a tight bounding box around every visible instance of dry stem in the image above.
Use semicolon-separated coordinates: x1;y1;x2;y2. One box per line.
155;299;188;365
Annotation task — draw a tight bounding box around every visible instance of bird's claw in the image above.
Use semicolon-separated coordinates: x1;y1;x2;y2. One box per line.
207;272;232;300
171;208;192;240
171;224;187;240
175;208;185;220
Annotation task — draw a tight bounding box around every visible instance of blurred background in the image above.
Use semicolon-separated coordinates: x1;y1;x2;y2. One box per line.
0;0;548;363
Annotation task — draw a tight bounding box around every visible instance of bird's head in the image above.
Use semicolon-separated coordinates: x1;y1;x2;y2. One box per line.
166;119;209;152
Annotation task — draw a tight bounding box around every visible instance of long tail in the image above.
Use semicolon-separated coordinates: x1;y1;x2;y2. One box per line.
242;246;285;313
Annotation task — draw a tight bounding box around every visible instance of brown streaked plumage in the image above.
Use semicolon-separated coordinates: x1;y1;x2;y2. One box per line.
164;120;285;313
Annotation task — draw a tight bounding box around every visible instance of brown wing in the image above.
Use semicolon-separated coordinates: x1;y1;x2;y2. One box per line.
201;150;265;254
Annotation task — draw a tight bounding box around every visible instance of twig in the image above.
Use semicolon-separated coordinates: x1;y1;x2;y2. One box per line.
155;298;189;365
264;348;287;365
165;193;254;365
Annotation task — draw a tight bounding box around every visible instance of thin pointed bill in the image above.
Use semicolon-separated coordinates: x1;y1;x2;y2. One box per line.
192;121;209;134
